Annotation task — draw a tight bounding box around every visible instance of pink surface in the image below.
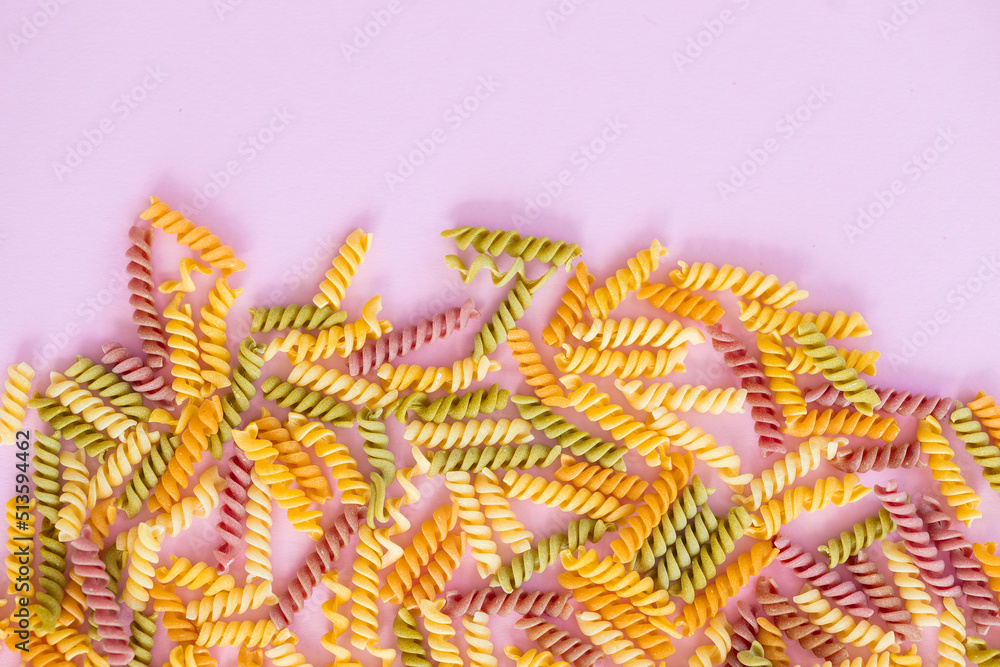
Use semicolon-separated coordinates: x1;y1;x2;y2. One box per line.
2;1;1000;665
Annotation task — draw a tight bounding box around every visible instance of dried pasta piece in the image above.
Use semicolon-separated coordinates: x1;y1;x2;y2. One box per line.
87;424;156;508
725;601;762;667
755;617;789;667
36;526;67;632
286;413;366;505
148;396;222;513
46;373;137;442
747;474;871;541
69;526;134;665
572;316;703;350
966;637;1000;667
313;228;372;308
56;449;90;541
918;498;1000;634
351;522;395;662
735;641;771;667
793;584;899;653
631;475;713;575
818;509;895;567
244;466;273;584
647;407;752;491
611;466;689;564
249;303;346;333
559;548;676;620
348;298;478;375
162;292;206;404
974;542;1000;595
405;417;533;449
122;522;166;611
845;550;920;642
442;226;582;268
125;224;169;368
917;415;982;525
875;480;959;598
378;356;497;394
420;442;562;477
618;379;746;415
784;407;900;442
418;598;461;667
446;471;500;577
555;344;688;379
442;589;574;620
260;376;356;427
446;251;528;286
268;296;391;361
792;322;879;415
464;611;497;667
939;597;968;667
575;609;656;667
286;358;396;409
555;455;648;501
505;647;571;667
195;276;241;394
475;468;532;553
64;356;150;421
405;531;467;611
472;269;556;361
543;261;594;347
501;469;634;522
636;283;725;325
881;540;939;628
493;518;612;593
670;507;753;603
733;436;844;511
650;505;719;590
117;431;177;519
101;342;177;406
773;533;873;619
831;440;924;475
807;382;952;421
195;620;289;648
507;327;565;404
585;240;667;318
141;196;245;274
686;614;732;667
951;402;1000;493
671;261;807;308
970;391;1000;440
785;344;880;377
515;616;604;667
385;385;510;423
739;301;870;338
320;572;357;664
255;410;332;504
514;395;626;470
394;605;431;667
213;450;253;574
755;577;849;664
381;504;455;604
128;610;157;667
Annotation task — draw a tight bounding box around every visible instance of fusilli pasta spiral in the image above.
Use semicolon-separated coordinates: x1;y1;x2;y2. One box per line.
670;262;807;308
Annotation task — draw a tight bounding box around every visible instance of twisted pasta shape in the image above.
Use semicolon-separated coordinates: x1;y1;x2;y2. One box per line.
446;251;527;286
572;316;703;350
881;540;939;628
283;358;395;408
631;475;712;574
445;471;500;577
404;417;533;449
358;407;393;524
32;430;61;526
773;533;873;619
378;356;496;395
464;611;497;667
69;527;133;665
970;391;1000;440
876;480;959;597
951;403;1000;493
586;240;666;318
212;335;265;447
831;440;924;474
385;385;509;423
150;396;222;512
735;641;771;667
122;522;166;611
27;393;110;458
195;621;288;648
406;531;466;611
117;431;176;518
755;577;849;664
819;509;895;568
618;380;746;415
670;507;753;603
472;270;555;361
56;449;89;541
64;356;150;420
319;571;356;663
162;292;205;404
394;605;430;667
559;548;675;620
87;424;156;508
807;382;952;421
974;542;1000;595
505;647;571;667
755;617;789;667
648;505;719;589
543;261;594;347
348;298;478;375
734;436;843;510
285;413;367;505
185;583;276;624
420;442;562;477
725;601;761;667
966;637;1000;667
381;504;455;604
647;406;752;490
269;297;390;361
128;610;156;667
846;550;920;643
352;524;395;662
476;468;532;552
739;301;870;338
784;407;899;442
270;504;364;630
673;543;778;637
793;322;879;415
248;303;345;332
255;411;331;504
501;469;633;522
612;468;688;564
442;226;582;269
126;224;169;369
141;195;245;274
917;416;982;525
575;610;656;667
213;450;252;574
785;344;880;378
757;332;807;421
442;589;574;620
244;467;273;584
312;228;372;307
514;396;626;470
636;283;725;325
101;342;177;406
919;498;1000;634
515;616;604;667
939;597;968;667
507;327;564;404
46;373;137;441
671;261;807;307
555;455;648;501
793;585;899;653
260;377;355;428
493;518;612;593
555;344;688;379
688;615;733;667
418;598;460;667
706;324;784;455
36;526;66;633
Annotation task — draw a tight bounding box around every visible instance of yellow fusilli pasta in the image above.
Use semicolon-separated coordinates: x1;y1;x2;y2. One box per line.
314;228;372;308
920;415;982;526
586;240;667;319
670;261;807;308
618;379;746;415
882;541;938;628
0;362;33;444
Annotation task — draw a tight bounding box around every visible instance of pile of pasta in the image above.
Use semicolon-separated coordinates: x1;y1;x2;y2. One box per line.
3;195;1000;667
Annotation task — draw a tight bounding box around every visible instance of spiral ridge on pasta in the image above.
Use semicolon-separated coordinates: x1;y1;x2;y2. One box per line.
916;415;982;525
353;524;395;660
918;497;1000;634
249;304;344;334
556;455;649;500
269;504;363;630
725;601;762;667
32;429;62;526
575;609;659;667
442;226;582;269
630;475;712;574
195;621;287;648
755;577;849;664
773;533;873;619
618;379;746;416
880;540;938;628
875;479;960;598
64;356;150;421
939;597;968;667
122;521;166;611
785;344;881;378
793;322;879;415
125;224;170;369
444;471;500;577
739;301;870;339
806;382;952;421
514;616;603;667
506;328;564;406
100;342;177;406
162;292;205;404
185;582;276;624
584;240;666;319
446;251;529;287
347;298;478;375
311;228;372;308
194;276;242;393
646;504;718;589
255;411;331;505
213;450;252;574
706;324;784;455
792;585;899;653
966;637;1000;667
647;406;752;490
612;468;687;565
87;423;156;511
819;509;895;568
473;270;555;361
27;394;113;458
46;372;138;442
556;343;688;379
36;527;66;632
845;549;919;642
116;430;176;519
831;440;924;474
259;377;355;428
785;407;900;443
951;403;1000;493
671;261;807;307
493;518;612;593
501;469;634;522
405;416;533;450
757;333;807;422
573;316;703;351
734;436;843;511
421;442;562;477
670;507;753;603
636;283;726;324
55;449;89;541
442;588;575;620
141;195;245;274
393;606;431;667
68;526;134;665
543;261;594;347
150;396;222;512
514;395;626;470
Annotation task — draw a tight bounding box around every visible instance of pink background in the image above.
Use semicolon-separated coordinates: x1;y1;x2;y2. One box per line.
2;1;1000;665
